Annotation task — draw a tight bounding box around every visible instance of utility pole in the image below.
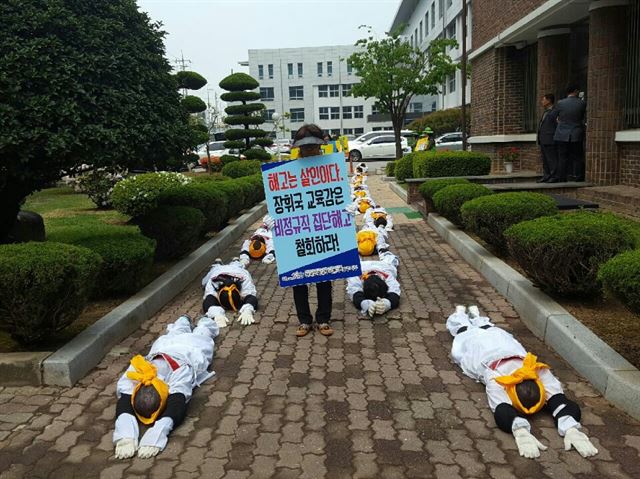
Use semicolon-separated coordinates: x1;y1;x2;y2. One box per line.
461;0;468;151
173;51;192;97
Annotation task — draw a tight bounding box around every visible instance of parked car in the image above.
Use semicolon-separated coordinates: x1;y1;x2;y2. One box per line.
273;139;292;153
349;134;411;161
198;142;244;167
353;129;415;144
435;132;464;151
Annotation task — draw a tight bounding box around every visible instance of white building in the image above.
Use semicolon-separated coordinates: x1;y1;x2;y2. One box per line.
390;0;471;112
239;46;393;139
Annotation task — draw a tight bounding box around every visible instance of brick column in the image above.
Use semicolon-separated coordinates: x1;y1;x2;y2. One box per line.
586;0;629;185
536;28;570;115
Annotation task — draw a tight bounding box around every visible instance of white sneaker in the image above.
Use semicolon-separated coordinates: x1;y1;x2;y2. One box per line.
468;305;480;318
455;305;467;316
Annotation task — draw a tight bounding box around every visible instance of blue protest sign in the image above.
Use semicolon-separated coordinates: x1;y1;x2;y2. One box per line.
262;152;361;287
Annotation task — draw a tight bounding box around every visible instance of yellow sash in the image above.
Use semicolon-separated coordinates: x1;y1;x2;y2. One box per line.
494;352;549;415
127;355;169;425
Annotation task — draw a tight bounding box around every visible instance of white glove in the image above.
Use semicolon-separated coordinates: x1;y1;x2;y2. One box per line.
239;254;251;267
237;306;255;326
375;298;391;315
114;438;137;459
137;445;161;459
513;428;548;459
214;314;230;328
262;253;275;264
564;427;598;458
360;299;375;318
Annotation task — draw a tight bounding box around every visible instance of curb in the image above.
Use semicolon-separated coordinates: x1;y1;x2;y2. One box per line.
427;213;640;421
41;202;267;387
389;181;408;203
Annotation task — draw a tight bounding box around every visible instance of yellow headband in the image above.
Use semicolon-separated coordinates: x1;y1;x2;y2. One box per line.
359;200;372;214
127;355;169;425
218;284;240;311
357;230;377;256
494;352;549;415
372;212;386;220
355;190;367;198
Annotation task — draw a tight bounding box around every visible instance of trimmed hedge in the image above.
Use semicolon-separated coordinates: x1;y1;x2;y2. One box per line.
598;249;640;313
224;115;265;126
138;206;205;260
0;242;101;344
243;148;272;161
505;212;635;296
386;161;396;177
432;184;493;226
461;192;558;251
419;178;470;201
413;151;491;178
222;160;262;178
225;103;265;115
395;153;415;182
220;91;261;102
175;71;207;90
158;184;228;233
219;72;259;91
224;128;267;140
181;95;207;113
111;172;192;217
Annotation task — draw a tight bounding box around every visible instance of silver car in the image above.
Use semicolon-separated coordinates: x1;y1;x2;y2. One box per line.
435;132;464;151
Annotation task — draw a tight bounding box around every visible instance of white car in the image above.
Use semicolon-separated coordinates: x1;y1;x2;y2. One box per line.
353;129;415;144
349;134;411;161
197;141;244;166
273;139;292;153
436;132;464;151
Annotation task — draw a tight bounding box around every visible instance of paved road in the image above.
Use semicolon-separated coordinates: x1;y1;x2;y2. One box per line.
0;176;638;478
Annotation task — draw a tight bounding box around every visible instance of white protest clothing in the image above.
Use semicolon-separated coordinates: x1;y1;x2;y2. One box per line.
358;224;390;254
240;227;275;259
346;257;401;301
202;261;257;300
363;207;394;231
350;196;377;215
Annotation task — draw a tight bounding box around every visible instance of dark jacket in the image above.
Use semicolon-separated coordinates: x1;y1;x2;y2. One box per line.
537;107;559;145
553;96;586;143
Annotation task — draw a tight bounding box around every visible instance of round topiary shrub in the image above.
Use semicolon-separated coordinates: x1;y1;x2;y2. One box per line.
505;212;636;296
461;192;558;251
174;71;207;90
386;161;396;177
598;250;640;313
111;172;192;218
394;154;415;182
419;178;470;212
220;154;240;166
0;242;101;344
222;160;263;178
243;148;272;162
432;184;493;226
138;206;205;260
181;95;207;113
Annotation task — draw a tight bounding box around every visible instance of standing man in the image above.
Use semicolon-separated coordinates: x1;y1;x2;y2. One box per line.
537;94;559;183
553;85;587;182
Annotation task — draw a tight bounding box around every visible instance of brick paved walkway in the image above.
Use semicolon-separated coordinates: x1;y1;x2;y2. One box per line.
0;176;639;478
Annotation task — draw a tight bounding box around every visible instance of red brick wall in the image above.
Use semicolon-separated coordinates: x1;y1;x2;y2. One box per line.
472;143;540;173
620;143;640;187
472;0;548;50
537;33;570;117
470;50;497;136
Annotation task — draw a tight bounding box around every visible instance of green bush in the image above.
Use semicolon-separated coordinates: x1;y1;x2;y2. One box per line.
407;107;469;136
158;184;227;233
598;250;640;313
386;161;396;177
234;174;265;207
111;172;192;217
0;242;101;344
243;148;271;161
432;184;493;226
76;168;123;208
413;151;491;178
175;71;207;90
419;178;471;201
395;153;415;182
225;103;265;115
461;192;558;251
220;91;261;102
213;181;245;217
181;95;206;113
224;128;267;140
219;72;259;91
220;154;241;166
505;212;635;296
222;160;262;178
138;206;205;260
224;115;264;126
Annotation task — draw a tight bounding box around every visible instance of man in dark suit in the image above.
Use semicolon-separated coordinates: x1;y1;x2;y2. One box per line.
537;94;559;183
552;85;587;182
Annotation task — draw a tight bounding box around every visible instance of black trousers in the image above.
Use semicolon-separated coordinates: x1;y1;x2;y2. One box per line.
539;143;558;180
292;281;332;325
556;141;585;181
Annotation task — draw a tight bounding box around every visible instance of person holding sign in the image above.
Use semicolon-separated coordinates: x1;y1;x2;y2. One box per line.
346;251;400;318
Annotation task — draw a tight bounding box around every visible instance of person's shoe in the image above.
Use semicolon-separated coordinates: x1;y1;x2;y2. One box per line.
468;305;480;318
567;176;577;182
536;177;549;183
296;324;312;337
213;258;223;265
317;323;334;336
547;178;562;183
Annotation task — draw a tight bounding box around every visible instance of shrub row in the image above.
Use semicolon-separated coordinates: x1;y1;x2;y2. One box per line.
413;151;491;178
432;184;493;226
385;161;396;177
394;153;415;182
221;159;262;178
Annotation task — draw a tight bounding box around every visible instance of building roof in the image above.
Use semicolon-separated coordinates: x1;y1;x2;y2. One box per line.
389;0;420;33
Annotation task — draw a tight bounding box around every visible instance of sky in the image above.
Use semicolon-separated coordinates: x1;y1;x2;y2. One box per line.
137;0;401;104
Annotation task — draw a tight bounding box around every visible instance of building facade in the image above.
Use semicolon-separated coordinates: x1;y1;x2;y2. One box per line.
240;46;393;139
389;0;472;114
469;0;640;187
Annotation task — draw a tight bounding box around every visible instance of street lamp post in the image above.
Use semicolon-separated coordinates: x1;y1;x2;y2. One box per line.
272;112;282;161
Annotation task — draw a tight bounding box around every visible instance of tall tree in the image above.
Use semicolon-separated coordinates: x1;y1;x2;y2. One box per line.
0;0;192;241
349;27;460;159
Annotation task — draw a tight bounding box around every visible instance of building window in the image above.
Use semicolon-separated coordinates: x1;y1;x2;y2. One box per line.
373;127;385;131
260;87;274;101
448;74;456;93
317;62;323;77
447;19;457;41
410;102;423;113
342;106;352;119
419;21;423;44
415;28;418;46
522;44;538;132
263;109;275;121
342;84;353;96
329;85;339;97
354;128;364;135
297;62;303;78
289;85;304;100
258;65;264;80
347;59;353;75
268;64;274;79
287;63;294;78
431;3;436;28
447;0;453;8
372;104;379;115
330;129;341;137
354;105;364;118
330;107;340;120
318;85;328;98
319;107;329;120
425;12;429;35
327;61;333;77
439;0;444;18
344;128;354;135
290;108;305;123
625;1;640;128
